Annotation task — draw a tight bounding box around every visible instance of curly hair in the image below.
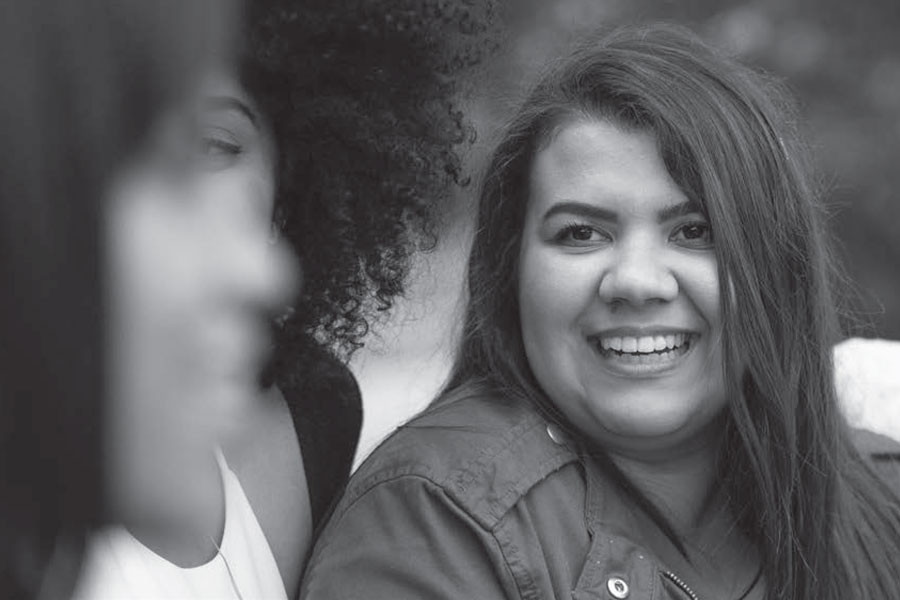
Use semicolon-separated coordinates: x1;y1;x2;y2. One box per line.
239;0;496;380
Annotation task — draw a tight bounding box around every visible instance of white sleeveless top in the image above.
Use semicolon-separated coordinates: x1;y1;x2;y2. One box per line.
73;451;287;599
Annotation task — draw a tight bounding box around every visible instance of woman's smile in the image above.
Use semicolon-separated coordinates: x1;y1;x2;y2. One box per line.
588;329;699;377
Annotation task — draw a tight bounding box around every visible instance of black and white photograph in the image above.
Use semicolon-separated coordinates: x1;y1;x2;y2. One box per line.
2;1;900;599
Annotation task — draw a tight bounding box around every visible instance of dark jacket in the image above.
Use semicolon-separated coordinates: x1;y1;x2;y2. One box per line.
299;386;900;600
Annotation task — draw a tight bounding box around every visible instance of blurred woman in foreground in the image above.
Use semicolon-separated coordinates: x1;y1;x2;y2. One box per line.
301;24;900;600
73;1;494;599
0;1;238;598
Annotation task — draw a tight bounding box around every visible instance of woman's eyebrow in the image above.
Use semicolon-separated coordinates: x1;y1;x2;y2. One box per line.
542;199;701;223
656;199;702;222
202;95;259;127
542;201;618;223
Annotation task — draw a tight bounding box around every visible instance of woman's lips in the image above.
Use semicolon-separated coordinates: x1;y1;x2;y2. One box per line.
588;332;698;375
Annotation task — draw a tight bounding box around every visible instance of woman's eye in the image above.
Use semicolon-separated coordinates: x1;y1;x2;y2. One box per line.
203;138;241;156
671;222;713;247
199;137;241;158
554;224;608;246
190;130;242;170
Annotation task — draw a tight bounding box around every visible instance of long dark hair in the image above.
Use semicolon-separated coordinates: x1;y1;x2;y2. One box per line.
445;23;900;600
0;2;232;597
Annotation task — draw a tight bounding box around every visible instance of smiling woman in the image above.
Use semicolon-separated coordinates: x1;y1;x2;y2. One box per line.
0;1;236;598
76;53;298;600
519;121;725;450
300;23;900;600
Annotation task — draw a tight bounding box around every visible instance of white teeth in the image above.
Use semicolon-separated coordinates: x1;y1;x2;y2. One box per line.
602;336;622;351
597;332;693;354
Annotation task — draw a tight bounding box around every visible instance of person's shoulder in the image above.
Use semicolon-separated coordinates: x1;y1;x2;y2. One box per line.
340;382;579;529
852;427;900;456
851;427;900;494
223;387;310;597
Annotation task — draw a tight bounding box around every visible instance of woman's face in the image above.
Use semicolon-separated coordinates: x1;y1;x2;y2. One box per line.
105;72;297;526
518;119;727;456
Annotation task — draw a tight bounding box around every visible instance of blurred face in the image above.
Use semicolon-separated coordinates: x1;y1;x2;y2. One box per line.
106;72;296;526
518;119;726;457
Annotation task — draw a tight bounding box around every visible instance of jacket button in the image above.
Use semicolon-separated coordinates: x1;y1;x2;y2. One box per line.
607;577;630;599
546;423;568;445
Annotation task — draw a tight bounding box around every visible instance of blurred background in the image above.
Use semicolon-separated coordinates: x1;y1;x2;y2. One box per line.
351;0;900;465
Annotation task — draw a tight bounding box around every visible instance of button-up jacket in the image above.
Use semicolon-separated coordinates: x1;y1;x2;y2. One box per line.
300;387;900;600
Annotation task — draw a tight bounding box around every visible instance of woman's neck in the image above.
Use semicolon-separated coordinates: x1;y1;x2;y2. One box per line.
604;422;763;599
607;421;725;534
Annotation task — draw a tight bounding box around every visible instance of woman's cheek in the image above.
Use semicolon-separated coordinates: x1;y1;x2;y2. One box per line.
519;246;600;337
676;253;722;329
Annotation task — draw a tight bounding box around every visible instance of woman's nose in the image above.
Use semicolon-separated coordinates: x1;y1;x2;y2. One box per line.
597;239;678;307
209;221;300;313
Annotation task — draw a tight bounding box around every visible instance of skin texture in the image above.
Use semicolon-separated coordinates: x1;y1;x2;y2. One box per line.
518;118;726;461
105;72;299;570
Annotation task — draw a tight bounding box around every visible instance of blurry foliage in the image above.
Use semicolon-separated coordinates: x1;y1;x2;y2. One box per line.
469;0;900;338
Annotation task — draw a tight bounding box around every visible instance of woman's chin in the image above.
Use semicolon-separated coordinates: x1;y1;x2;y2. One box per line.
581;400;721;452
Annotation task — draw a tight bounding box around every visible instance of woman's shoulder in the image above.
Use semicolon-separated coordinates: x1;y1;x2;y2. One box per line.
223;387;310;598
340;383;579;528
852;427;900;455
851;427;900;493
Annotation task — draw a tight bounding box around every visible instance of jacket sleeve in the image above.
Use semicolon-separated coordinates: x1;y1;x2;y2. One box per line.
299;474;516;600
